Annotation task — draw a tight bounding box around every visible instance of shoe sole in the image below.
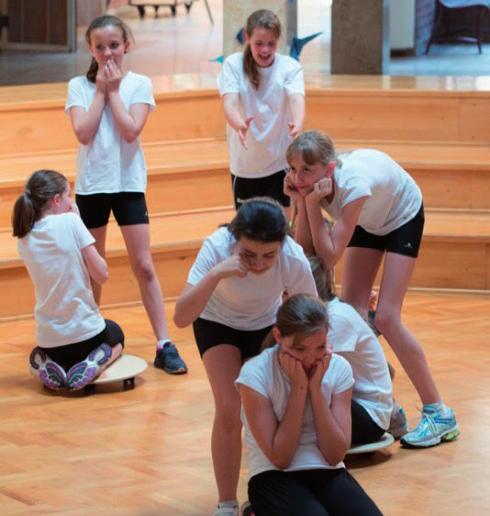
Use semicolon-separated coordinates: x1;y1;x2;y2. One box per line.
66;343;112;390
39;362;66;390
400;425;460;448
163;365;188;375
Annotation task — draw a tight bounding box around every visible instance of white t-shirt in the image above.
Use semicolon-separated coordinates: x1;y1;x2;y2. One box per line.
327;298;393;430
17;213;106;348
65;71;155;194
236;346;354;479
218;52;305;178
321;149;422;235
187;227;317;330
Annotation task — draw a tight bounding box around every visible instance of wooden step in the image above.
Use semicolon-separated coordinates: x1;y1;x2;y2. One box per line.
2;74;490;156
1;138;490;230
2;207;489;319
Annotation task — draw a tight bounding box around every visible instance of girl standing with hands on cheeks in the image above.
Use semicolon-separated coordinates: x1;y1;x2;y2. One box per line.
218;9;305;211
285;130;459;449
13;170;124;391
173;199;317;516
66;15;186;375
236;294;382;516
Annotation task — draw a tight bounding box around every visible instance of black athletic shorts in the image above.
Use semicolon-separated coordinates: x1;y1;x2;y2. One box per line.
192;317;273;359
348;203;424;258
41;319;125;371
231;170;291;209
76;192;149;229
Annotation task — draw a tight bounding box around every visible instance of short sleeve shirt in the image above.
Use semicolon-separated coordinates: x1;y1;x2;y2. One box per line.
65;71;155;194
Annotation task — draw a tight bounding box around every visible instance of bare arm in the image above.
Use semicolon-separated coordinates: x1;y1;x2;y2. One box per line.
310;386;352;465
306;190;367;268
222;93;252;148
68;76;106;145
288;93;305;139
108;95;150;143
239;354;309;469
81;244;108;285
293;197;315;255
173;254;248;328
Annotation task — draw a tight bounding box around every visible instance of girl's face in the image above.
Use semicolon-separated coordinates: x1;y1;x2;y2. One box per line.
235;236;281;274
88;25;128;69
52;184;73;214
288;153;334;196
246;27;278;68
276;328;328;373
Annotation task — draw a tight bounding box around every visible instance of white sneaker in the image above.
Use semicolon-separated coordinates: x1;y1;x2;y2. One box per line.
213;501;239;516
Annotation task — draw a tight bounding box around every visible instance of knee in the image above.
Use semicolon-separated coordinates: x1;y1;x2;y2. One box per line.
215;399;242;433
373;308;400;335
132;259;155;282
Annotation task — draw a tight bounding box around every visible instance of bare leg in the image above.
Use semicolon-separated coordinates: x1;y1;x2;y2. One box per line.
375;252;441;404
341;247;384;318
203;345;243;503
120;224;169;341
87;225;108;306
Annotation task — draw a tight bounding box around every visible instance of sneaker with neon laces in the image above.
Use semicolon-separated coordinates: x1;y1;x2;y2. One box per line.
154;343;187;374
213;501;239;516
388;403;409;440
400;408;460;448
66;343;112;390
29;347;67;390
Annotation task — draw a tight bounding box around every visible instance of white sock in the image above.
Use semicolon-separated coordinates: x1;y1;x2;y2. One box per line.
157;339;171;350
217;501;238;509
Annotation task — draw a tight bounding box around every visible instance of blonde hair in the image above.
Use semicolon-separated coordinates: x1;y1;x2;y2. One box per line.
243;9;281;90
287;130;341;168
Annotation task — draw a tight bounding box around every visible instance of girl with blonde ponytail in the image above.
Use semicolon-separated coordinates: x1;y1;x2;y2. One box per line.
218;9;305;212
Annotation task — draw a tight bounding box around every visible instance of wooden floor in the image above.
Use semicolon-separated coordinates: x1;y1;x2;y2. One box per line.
1;291;489;515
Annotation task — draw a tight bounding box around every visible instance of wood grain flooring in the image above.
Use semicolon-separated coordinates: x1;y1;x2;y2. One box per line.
0;291;489;515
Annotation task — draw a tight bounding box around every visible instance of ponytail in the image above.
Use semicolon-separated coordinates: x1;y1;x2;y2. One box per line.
12;170;68;238
86;58;99;83
243;45;260;90
243;9;281;90
12;192;37;238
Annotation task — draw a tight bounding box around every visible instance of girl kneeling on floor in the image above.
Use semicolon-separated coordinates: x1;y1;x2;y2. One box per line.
13;170;124;391
236;294;382;516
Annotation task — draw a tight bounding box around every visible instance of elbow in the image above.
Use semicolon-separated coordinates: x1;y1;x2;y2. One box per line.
122;127;140;143
75;131;91;146
269;452;292;470
123;133;138;144
322;443;348;466
173;307;190;328
94;270;109;285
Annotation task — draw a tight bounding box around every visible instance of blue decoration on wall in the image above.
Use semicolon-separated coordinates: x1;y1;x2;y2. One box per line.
290;32;322;60
236;27;245;45
210;55;224;63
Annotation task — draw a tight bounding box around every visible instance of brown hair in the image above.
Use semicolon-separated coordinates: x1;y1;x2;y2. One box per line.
243;9;281;90
85;15;133;83
286;130;340;168
262;294;328;349
228;197;288;243
12;170;68;238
